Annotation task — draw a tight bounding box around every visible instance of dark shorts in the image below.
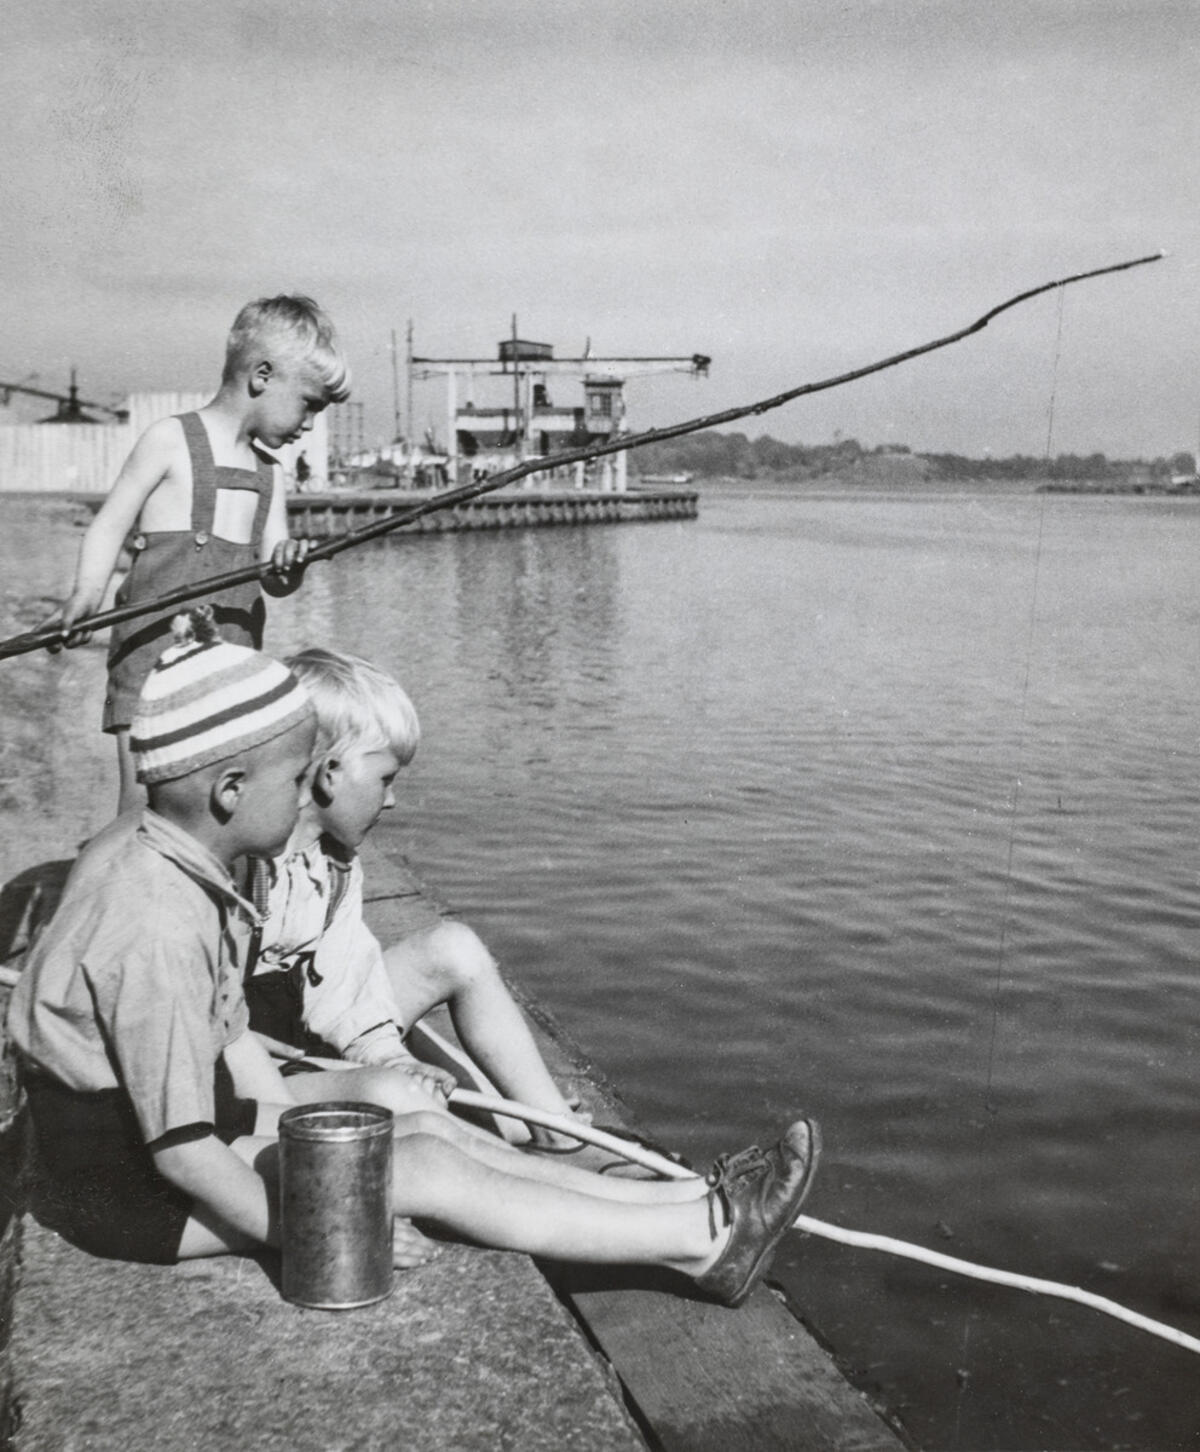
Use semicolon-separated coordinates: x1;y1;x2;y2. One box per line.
23;1060;258;1265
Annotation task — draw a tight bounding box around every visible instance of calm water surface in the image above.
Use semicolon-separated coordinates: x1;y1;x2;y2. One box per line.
273;483;1200;1451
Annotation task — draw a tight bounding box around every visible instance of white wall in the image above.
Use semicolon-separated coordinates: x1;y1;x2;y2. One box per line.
0;391;330;493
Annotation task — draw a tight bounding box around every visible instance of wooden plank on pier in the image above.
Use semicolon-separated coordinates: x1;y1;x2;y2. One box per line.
552;1274;905;1452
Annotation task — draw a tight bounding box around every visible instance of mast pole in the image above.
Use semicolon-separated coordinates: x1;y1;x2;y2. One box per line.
511;313;522;461
390;329;401;444
406;319;414;447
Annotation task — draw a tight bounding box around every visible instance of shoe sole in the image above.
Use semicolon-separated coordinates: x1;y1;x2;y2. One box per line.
724;1117;822;1308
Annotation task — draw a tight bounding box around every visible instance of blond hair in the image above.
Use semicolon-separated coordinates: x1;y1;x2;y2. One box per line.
223;295;351;402
284;647;419;766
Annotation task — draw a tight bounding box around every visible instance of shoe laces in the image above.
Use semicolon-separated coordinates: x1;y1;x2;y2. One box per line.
704;1144;769;1238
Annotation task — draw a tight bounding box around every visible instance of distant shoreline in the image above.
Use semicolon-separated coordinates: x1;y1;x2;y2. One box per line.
1036;480;1200;495
681;472;1200;497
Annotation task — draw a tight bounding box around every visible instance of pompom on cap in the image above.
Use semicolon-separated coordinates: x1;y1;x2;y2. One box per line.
168;605;222;649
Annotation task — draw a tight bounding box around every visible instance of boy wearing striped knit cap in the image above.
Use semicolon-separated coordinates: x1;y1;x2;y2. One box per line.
9;609;317;1263
9;615;821;1301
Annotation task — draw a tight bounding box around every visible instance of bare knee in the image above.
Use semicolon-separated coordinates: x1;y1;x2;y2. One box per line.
392;1108;456;1140
391;1129;464;1209
384;920;500;1022
355;1068;450;1119
427;920;497;994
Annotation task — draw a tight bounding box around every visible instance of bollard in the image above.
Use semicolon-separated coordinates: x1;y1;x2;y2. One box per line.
278;1102;394;1310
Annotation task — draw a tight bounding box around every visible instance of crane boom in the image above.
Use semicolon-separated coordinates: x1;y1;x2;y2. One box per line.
412;352;710;381
0;371;128;422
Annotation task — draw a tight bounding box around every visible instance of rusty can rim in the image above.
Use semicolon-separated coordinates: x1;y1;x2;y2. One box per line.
278;1101;394;1143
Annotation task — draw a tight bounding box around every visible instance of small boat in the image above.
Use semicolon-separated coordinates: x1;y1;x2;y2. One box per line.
637;472;695;486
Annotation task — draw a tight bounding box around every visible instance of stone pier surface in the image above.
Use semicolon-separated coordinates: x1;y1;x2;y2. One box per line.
10;1218;643;1452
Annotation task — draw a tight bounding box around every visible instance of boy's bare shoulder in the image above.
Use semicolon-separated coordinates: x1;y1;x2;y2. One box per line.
113;416;192;516
134;414;188;458
117;415;190;482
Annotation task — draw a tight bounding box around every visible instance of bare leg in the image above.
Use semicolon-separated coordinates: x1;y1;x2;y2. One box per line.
174;1131;717;1272
393;1130;725;1274
283;1062;526;1154
389;1108;707;1205
173;1121;814;1294
277;1082;702;1205
384;922;581;1145
285;1064;453;1118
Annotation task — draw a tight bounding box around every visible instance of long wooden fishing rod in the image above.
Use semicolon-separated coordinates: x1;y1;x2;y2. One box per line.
0;251;1161;662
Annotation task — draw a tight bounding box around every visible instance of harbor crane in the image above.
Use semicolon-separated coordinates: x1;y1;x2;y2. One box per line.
0;369;128;424
405;317;709;490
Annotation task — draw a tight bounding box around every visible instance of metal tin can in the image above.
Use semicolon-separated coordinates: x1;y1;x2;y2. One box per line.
278;1102;394;1310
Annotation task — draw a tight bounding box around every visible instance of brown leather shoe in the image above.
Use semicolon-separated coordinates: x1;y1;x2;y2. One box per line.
694;1117;821;1308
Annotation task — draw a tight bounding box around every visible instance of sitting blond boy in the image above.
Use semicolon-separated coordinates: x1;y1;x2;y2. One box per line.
243;647;585;1145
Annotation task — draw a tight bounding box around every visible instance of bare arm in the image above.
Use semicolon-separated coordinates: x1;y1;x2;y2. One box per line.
223;1027;297;1135
153;1133;277;1246
50;420;181;638
260;465;310;597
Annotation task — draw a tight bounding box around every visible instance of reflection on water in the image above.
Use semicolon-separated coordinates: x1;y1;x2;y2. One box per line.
271;489;1200;1451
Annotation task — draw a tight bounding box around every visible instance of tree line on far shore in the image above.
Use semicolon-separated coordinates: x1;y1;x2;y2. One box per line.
632;431;1196;484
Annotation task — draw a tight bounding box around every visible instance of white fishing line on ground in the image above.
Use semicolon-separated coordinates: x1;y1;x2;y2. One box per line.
451;1089;1200;1358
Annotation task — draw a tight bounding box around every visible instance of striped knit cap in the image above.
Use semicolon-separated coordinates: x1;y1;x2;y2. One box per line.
131;609;312;785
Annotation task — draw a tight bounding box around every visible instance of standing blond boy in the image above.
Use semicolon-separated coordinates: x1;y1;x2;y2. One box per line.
49;295;350;811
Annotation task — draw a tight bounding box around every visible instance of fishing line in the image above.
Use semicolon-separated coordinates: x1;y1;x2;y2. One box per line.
1;256;1179;1376
448;1089;1200;1358
960;283;1065;1433
983;290;1064;1127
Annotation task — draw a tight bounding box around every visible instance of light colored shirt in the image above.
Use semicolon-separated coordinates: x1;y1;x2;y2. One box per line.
254;837;406;1064
8;810;254;1145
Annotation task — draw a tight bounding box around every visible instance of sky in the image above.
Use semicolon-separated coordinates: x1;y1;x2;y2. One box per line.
1;0;1197;458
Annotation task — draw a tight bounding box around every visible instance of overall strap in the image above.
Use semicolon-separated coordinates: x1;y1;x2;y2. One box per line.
242;855;274;981
247;446;275;544
178;412;221;536
320;835;354;931
241;847;349;984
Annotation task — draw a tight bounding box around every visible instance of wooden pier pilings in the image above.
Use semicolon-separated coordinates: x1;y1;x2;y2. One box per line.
286;487;698;538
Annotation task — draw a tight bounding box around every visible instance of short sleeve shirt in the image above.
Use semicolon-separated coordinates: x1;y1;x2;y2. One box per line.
8;812;252;1146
